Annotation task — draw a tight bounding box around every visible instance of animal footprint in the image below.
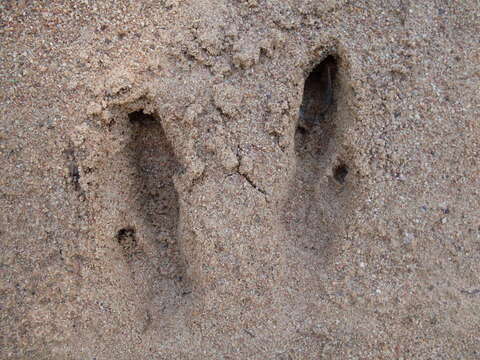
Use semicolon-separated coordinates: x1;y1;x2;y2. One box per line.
285;54;350;260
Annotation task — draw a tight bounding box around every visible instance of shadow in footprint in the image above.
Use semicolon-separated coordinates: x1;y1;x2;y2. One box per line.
126;109;183;278
299;55;337;125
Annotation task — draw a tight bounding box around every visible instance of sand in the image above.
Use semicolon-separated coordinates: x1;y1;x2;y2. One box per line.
1;0;479;358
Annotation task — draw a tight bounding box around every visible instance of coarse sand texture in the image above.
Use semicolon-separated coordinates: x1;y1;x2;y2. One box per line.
1;1;479;359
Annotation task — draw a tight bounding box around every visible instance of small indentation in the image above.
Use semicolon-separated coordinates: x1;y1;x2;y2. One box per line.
296;125;308;136
63;147;81;192
333;163;348;184
116;227;137;256
68;163;80;191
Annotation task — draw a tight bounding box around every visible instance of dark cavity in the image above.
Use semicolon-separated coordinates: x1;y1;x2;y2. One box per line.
299;55;337;123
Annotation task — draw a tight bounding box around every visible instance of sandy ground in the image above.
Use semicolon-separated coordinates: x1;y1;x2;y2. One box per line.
1;0;479;359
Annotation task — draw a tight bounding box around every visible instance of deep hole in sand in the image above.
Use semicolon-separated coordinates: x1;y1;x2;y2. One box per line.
299;55;337;124
128;110;157;125
333;163;349;184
